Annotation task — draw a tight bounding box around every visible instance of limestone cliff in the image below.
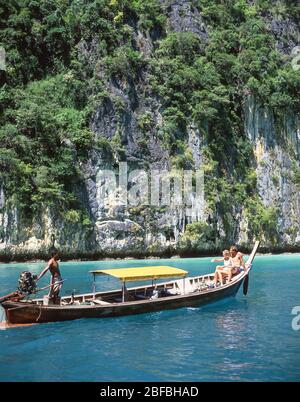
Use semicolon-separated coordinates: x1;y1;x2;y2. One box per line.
0;0;299;260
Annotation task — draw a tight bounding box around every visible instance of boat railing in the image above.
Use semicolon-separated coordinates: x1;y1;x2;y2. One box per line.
32;268;246;307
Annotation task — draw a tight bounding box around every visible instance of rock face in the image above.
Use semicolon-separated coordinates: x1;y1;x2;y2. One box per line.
242;95;300;248
0;3;299;260
266;14;300;56
163;0;208;40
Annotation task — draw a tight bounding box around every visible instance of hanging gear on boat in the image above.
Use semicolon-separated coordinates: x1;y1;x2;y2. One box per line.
0;291;25;303
18;271;37;295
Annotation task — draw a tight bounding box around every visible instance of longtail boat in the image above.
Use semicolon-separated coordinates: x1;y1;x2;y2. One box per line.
0;241;259;325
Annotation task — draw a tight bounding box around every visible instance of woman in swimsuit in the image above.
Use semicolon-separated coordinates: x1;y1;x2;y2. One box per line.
212;249;233;286
219;245;245;283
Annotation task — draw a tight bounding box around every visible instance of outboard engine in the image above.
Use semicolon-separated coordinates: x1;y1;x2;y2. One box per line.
18;271;37;295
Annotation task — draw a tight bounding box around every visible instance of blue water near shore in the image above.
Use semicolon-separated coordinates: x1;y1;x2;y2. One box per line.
0;254;299;382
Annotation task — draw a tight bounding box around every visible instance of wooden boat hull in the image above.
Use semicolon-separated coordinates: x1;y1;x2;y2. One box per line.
1;241;259;325
1;276;243;324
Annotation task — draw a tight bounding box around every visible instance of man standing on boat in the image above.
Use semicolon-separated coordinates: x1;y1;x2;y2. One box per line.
36;249;63;302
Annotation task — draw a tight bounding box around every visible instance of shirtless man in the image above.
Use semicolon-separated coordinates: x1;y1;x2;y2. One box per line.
219;245;245;283
36;249;62;301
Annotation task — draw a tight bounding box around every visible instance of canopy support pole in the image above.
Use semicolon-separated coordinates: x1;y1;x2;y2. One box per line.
122;282;125;303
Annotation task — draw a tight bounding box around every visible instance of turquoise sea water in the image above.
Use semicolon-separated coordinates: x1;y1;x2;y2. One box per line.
0;254;299;382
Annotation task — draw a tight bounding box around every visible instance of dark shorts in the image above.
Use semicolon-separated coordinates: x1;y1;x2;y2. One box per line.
49;276;63;297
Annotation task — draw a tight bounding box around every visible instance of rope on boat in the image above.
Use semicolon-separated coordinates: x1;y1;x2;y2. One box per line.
36;304;43;322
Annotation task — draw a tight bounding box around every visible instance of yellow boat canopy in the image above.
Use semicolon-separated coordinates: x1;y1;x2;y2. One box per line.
90;266;188;282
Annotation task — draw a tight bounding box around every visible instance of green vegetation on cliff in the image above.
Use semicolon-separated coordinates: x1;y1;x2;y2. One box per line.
0;0;299;254
0;0;164;218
